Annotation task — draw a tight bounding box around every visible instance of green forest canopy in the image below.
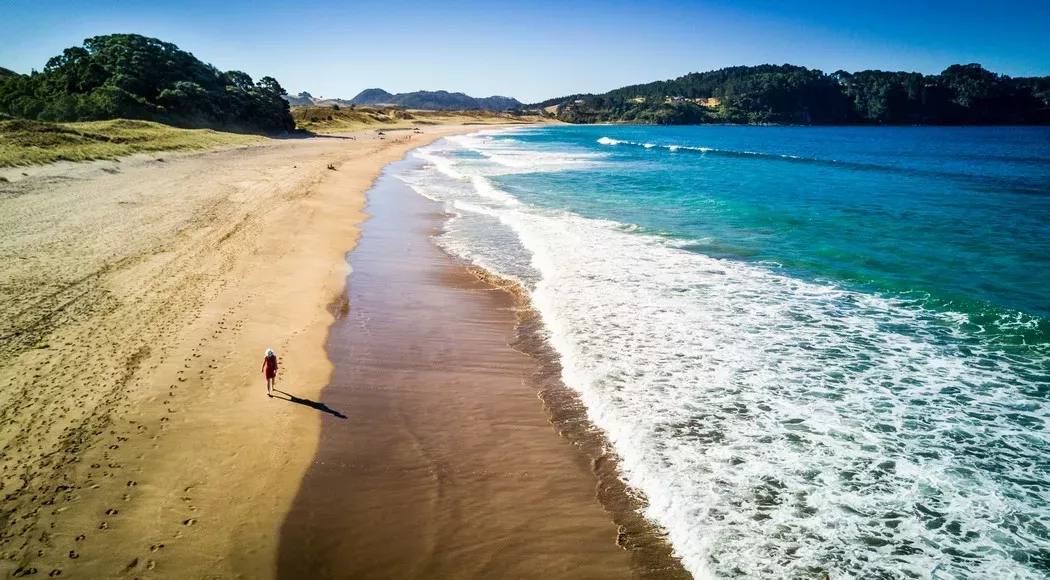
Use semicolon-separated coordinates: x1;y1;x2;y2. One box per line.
0;34;294;134
537;64;1050;125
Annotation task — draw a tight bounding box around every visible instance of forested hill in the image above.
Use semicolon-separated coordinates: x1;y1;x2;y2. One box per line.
0;34;294;133
537;64;1050;125
349;89;521;111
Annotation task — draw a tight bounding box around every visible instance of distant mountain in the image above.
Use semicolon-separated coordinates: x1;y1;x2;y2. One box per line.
283;91;315;106
350;89;521;111
351;88;394;105
0;66;20;80
280;91;348;107
283;88;521;111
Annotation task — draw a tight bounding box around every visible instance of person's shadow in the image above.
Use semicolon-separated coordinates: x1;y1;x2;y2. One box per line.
271;389;347;419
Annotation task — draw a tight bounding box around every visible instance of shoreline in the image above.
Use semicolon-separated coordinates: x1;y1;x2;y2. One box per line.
0;126;494;578
0;122;689;579
277;155;637;578
500;273;691;579
386;131;692;577
458;264;691;578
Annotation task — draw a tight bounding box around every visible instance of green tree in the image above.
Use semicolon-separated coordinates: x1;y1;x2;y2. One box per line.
0;34;294;133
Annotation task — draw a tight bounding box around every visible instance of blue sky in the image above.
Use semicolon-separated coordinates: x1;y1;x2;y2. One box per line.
1;0;1048;103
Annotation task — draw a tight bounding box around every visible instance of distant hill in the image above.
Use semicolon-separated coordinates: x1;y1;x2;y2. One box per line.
0;66;19;80
0;34;294;134
280;91;352;108
283;88;520;111
283;91;316;106
349;89;521;111
350;89;394;105
535;63;1050;126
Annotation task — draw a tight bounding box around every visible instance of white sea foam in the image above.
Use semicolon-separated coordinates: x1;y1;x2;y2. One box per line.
599;136;815;159
448;132;606;172
402;135;1050;580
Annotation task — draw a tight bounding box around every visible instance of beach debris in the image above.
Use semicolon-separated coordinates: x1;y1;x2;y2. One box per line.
326;163;336;171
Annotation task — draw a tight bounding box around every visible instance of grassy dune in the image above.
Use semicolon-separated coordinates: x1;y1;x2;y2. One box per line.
291;105;543;133
0;110;544;168
0;119;262;167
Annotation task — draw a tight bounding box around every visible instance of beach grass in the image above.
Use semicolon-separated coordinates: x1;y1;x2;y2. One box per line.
0;119;262;167
291;105;542;134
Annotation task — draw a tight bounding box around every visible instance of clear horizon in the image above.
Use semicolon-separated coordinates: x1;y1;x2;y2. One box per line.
1;0;1048;103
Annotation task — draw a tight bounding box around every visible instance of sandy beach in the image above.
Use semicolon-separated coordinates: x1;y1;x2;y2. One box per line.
276;159;633;578
0;126;632;578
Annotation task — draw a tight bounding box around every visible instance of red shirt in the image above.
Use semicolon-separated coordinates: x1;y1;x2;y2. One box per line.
262;355;278;378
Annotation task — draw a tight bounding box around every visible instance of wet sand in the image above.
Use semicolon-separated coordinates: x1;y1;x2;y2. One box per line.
0;127;511;578
277;158;634;578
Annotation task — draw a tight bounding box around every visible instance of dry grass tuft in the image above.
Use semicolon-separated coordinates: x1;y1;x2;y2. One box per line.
0;119;262;167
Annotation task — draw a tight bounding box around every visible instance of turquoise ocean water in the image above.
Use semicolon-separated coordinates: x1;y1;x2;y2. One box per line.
398;126;1050;579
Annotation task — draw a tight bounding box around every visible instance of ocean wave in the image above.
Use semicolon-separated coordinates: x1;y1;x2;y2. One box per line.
596;136;1050;196
443;133;606;173
404;137;1050;579
599;135;812;160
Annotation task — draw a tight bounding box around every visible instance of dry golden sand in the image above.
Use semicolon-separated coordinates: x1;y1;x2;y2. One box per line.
0;126;634;579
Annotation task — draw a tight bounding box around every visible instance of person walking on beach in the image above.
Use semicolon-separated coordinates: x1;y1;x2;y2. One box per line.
262;348;278;397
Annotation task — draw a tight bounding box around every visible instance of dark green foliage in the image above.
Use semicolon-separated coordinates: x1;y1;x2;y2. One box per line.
536;64;1050;126
0;67;19;80
0;34;294;134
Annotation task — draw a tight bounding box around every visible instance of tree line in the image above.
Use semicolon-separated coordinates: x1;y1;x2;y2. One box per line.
0;34;294;134
537;64;1050;125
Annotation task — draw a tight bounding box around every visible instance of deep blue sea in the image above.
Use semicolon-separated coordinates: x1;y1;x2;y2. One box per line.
399;126;1050;579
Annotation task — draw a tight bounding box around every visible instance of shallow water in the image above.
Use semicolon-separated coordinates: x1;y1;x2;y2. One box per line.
399;126;1050;579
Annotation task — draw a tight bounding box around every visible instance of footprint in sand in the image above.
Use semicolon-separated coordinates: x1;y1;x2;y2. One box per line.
182;518;196;526
68;550;79;559
105;508;118;515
